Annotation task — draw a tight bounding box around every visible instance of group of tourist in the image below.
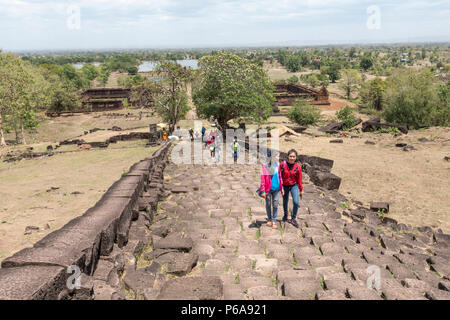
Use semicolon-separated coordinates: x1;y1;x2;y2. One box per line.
187;125;303;228
260;149;303;229
185;126;241;164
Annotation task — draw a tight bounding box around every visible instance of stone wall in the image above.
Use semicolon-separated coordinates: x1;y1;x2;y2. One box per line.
274;83;330;106
0;142;172;300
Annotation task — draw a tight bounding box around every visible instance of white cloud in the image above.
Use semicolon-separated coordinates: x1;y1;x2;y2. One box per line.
0;0;448;50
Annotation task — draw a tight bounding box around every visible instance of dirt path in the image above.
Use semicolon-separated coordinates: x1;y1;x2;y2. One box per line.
119;142;449;300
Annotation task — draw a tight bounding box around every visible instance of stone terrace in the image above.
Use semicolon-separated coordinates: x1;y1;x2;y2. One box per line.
121;142;450;300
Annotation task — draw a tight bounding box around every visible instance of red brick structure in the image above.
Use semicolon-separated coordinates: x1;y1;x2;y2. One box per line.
81;88;131;101
46;88;132;116
274;83;330;106
80;88;131;111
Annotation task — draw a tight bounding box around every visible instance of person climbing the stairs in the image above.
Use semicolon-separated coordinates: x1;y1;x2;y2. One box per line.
260;150;284;229
231;136;240;164
281;149;303;228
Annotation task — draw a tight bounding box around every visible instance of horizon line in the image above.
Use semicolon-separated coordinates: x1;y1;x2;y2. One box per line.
6;40;450;55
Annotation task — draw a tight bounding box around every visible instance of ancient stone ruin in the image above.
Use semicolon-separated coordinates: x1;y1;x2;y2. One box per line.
274;83;330;106
0;141;449;300
0;142;171;299
46;88;132;116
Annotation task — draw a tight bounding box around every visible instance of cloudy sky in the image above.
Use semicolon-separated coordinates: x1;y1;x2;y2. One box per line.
1;0;449;52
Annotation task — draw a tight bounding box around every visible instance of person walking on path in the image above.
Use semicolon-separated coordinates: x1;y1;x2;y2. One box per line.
189;128;194;141
260;150;284;229
209;136;215;158
231;137;240;164
280;149;303;228
202;126;206;148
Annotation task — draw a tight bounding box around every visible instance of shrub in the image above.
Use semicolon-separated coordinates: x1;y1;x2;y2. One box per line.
287;75;299;84
300;73;319;88
382;69;449;129
287;99;322;126
335;106;357;130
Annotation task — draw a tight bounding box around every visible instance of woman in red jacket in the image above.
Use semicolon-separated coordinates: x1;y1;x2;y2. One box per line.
280;149;303;228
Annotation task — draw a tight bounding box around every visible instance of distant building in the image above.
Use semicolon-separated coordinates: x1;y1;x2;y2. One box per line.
273;83;330;106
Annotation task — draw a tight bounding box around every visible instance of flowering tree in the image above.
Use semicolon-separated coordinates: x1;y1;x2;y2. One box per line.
192;52;275;133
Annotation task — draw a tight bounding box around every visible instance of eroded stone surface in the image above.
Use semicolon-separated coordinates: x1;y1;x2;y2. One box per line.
157;276;223;300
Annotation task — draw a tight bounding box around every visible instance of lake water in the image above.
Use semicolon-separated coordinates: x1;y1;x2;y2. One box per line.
72;60;198;72
72;62;101;69
138;60;198;72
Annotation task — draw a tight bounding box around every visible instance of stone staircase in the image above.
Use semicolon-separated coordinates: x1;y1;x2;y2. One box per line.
117;143;450;300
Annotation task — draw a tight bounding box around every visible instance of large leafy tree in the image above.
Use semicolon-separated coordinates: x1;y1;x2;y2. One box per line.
192;52;275;133
360;56;373;71
12;63;52;144
131;62;191;133
321;61;341;83
383;69;449;128
339;69;362;100
154;62;191;133
285;55;303;72
0;52;51;145
360;77;387;110
61;64;89;89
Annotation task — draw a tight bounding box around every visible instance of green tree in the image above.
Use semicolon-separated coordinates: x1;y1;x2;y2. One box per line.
192;52;275;133
300;73;319;88
118;74;144;88
286;55;302;72
154;62;191;133
106;54;141;74
132;62;191;133
360;56;373;71
61;64;89;89
287;75;299;84
0;53;51;145
335;106;356;130
360;77;387;110
81;64;99;81
48;84;81;114
12;63;52;144
98;65;111;87
421;48;427;59
287;99;322;126
339;69;362;100
316;73;330;87
321;62;341;83
383;69;448;129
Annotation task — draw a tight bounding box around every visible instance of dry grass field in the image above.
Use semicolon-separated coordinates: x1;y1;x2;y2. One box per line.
0;110;161;262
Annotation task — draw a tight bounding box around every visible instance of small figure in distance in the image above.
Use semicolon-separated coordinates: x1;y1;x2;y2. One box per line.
231;136;240;164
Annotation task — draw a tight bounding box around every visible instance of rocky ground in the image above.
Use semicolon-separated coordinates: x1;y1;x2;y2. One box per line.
111;143;450;300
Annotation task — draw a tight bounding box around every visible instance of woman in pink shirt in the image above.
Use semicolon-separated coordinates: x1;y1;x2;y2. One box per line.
260;150;284;229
